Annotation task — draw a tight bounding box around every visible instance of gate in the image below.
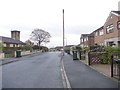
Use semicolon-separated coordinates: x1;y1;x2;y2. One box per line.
79;50;86;60
88;51;107;65
111;54;120;80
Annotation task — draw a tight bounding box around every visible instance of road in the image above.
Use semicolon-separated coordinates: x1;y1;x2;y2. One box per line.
2;51;119;89
2;52;63;88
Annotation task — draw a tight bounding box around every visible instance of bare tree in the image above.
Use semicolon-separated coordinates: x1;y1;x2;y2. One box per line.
30;29;51;50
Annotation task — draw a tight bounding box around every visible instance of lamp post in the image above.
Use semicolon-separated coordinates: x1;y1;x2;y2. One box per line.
63;9;65;56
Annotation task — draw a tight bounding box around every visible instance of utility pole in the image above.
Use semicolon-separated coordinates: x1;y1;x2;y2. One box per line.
66;38;67;46
63;9;65;56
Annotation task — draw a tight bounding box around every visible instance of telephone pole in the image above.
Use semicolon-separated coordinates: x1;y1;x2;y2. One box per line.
63;9;65;56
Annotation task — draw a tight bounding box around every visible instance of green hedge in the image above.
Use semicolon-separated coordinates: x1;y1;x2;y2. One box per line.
102;46;120;64
2;45;32;52
3;47;22;52
0;43;3;52
101;52;108;64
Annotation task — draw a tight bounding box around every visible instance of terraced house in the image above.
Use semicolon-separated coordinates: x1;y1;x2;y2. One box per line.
104;11;120;46
80;11;120;47
94;26;104;46
80;33;94;48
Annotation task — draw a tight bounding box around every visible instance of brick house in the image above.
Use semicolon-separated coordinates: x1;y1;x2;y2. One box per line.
80;11;120;47
94;26;104;46
80;34;89;47
80;33;94;47
104;11;120;46
88;32;94;46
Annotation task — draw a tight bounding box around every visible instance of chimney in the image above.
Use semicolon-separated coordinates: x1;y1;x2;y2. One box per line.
11;30;20;40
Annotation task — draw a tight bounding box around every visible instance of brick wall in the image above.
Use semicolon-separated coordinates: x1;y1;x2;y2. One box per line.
104;14;119;39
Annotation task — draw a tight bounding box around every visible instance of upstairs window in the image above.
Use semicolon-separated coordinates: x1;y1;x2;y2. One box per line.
99;30;104;36
81;39;83;43
84;38;86;42
86;37;88;41
117;21;120;30
95;31;98;36
106;24;114;34
84;37;88;42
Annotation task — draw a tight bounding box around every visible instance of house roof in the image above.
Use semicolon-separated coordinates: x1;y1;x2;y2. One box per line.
81;34;89;37
65;45;74;47
0;36;25;45
80;34;89;39
89;32;94;37
94;26;104;32
104;11;120;26
112;11;120;16
80;33;94;38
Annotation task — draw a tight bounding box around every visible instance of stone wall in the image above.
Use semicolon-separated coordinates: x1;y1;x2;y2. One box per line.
0;50;42;59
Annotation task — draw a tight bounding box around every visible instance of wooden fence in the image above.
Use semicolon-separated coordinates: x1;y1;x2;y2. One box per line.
88;52;107;65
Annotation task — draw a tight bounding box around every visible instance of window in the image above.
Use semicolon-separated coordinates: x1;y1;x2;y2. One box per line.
84;37;88;42
99;30;104;36
81;39;83;42
106;24;114;33
95;31;98;36
6;44;10;47
16;44;18;47
86;37;88;41
117;21;120;30
84;38;86;42
107;41;114;46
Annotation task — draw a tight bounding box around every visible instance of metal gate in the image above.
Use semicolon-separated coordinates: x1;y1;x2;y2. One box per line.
111;54;120;80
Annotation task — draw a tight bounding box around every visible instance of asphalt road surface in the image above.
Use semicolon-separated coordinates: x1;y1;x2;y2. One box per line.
2;52;63;88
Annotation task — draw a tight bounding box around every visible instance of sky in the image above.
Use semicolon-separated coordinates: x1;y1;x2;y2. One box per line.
0;0;119;48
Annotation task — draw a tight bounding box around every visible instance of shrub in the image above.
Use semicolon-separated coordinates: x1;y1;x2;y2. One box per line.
22;45;31;51
102;46;120;64
0;43;3;52
101;52;108;64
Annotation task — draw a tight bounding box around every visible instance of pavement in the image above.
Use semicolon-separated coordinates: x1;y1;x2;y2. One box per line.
1;51;43;65
63;53;119;88
80;59;111;78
